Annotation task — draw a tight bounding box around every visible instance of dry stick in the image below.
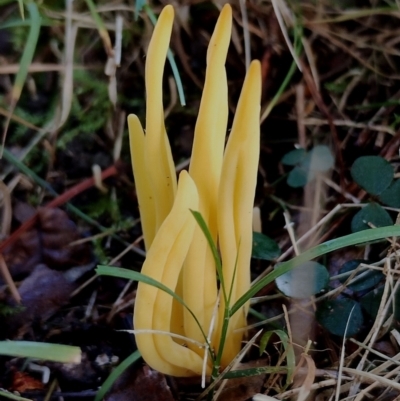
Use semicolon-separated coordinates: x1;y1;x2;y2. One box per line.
0;63;95;74
103;235;145;320
296;83;306;149
302;118;396;136
276;379;339;399
347;260;400;398
0;253;21;303
380;129;400;159
342;367;400;391
353;362;400;401
0;164;118;254
171;24;203;89
0;181;12;238
55;0;77;131
301;63;345;188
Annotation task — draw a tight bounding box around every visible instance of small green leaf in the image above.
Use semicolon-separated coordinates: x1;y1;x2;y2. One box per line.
275;261;329;299
287;167;312;188
351;156;393;195
360;287;384;319
316;298;363;337
379;179;400;207
360;286;400;321
339;260;383;292
303;145;334;172
281;148;306;166
252;232;281;260
351;203;393;233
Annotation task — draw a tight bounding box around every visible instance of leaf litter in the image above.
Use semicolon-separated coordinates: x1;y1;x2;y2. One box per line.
2;0;400;400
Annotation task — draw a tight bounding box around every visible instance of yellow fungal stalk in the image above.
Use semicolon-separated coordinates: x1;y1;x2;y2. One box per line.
128;4;261;376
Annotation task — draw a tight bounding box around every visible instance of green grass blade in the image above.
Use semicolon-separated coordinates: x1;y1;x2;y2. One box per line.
134;0;146;21
94;350;141;401
222;365;286;379
259;330;295;386
190;210;227;303
231;225;400;315
14;2;40;92
2;2;41;152
17;0;24;19
0;389;32;401
143;4;186;106
0;341;81;363
96;265;211;348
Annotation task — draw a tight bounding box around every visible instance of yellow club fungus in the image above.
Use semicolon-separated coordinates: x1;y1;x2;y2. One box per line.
128;4;261;377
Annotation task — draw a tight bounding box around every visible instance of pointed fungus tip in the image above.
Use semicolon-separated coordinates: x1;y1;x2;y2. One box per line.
127;114;138;123
161;4;174;20
249;59;262;77
221;3;232;15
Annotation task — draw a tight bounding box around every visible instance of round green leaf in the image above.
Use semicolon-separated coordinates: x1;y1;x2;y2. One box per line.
361;286;400;321
303;145;334;173
351;203;393;233
316;298;363;337
339;259;383;292
351;156;393;195
379;179;400;208
275;261;329;299
252;232;281;261
360;287;383;319
287;167;314;188
281;148;306;166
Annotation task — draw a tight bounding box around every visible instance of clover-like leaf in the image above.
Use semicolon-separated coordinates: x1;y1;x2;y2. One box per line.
281;148;307;166
379;179;400;208
360;286;400;321
283;145;334;188
316;298;363;337
303;145;334;173
252;232;281;261
351;156;393;195
351;203;393;233
287;167;313;188
275;261;329;299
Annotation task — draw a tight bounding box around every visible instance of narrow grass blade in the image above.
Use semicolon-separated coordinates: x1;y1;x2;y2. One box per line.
84;0;113;56
96;265;210;346
232;225;400;315
0;341;81;363
259;330;295;385
2;2;41;153
190;210;226;302
94;350;141;401
134;0;146;21
143;4;186;106
0;389;32;401
222;365;286;379
17;0;24;19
